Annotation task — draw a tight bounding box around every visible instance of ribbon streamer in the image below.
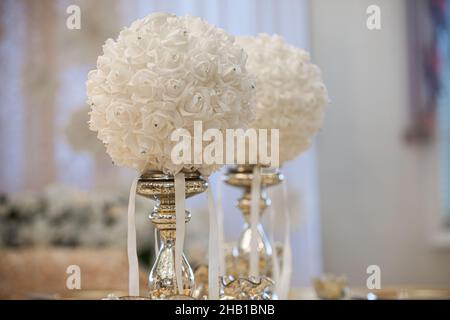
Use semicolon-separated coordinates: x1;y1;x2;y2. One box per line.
250;166;261;278
207;178;220;299
175;172;186;295
127;177;140;296
277;180;292;299
268;194;280;287
217;174;225;276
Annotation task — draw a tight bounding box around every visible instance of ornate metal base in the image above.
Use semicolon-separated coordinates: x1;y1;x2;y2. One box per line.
220;276;276;300
136;170;208;299
191;265;276;300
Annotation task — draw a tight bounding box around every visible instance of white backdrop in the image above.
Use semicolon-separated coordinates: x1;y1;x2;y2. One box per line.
312;0;450;286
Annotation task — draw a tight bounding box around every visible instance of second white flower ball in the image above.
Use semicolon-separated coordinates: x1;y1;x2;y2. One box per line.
236;34;329;165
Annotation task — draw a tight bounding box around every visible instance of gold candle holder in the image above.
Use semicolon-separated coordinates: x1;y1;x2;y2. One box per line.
224;165;283;279
136;170;208;299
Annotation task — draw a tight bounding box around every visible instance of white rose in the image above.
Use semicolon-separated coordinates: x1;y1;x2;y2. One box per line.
216;88;239;113
104;100;138;132
129;69;160;103
163;78;187;100
102;39;120;59
141;110;175;140
147;12;174;33
124;43;147;65
161;29;189;48
96;56;112;74
156;49;184;72
135;134;163;158
189;52;217;83
178;88;213;120
106;61;132;86
220;63;243;86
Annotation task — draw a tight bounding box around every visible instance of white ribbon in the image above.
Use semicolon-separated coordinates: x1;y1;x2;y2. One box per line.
127;177;140;296
268;195;280;286
250;166;261;278
207;178;219;299
277;180;292;299
175;172;186;295
217;175;225;277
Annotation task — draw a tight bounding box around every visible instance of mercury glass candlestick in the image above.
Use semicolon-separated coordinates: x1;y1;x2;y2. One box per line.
136;170;208;299
224;165;283;279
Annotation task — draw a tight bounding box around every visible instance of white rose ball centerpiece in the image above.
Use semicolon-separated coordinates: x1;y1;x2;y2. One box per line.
236;33;328;165
86;13;255;300
87;12;255;175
